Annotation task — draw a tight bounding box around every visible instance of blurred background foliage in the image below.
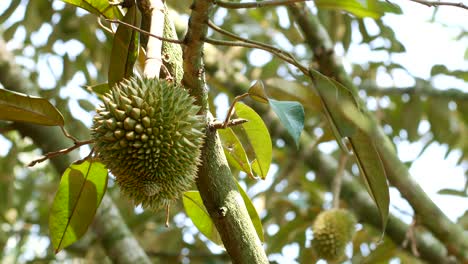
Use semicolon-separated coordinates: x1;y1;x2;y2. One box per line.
0;0;467;263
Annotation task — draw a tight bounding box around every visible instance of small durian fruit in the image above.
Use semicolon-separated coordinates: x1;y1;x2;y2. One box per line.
311;209;356;261
92;77;205;209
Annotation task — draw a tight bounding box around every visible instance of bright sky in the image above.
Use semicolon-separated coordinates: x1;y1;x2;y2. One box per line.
0;0;467;263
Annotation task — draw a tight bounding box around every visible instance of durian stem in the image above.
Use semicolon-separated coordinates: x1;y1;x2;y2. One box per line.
165;204;170;227
331;153;348;209
223;93;249;128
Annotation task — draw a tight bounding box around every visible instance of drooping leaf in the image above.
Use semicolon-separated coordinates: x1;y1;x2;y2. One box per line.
183;191;223;246
315;0;383;19
309;69;356;152
348;131;389;231
108;5;140;88
0;88;64;126
269;99;305;147
49;159;108;253
235;181;264;242
61;0;121;19
218;128;253;177
235;103;272;179
402;95;423;141
83;83;110;96
248;80;269;104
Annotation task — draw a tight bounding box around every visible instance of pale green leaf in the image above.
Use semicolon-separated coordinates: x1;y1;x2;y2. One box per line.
269;99;305;148
265;78;321;111
83;83;110;96
183;191;223;246
108;5;140;88
235;181;264;242
49;159;108;253
218;128;253;177
0;88;64;126
235;103;272;179
315;0;383;19
61;0;121;19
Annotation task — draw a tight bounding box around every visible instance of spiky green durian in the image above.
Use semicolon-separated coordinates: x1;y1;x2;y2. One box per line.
311;209;356;261
92;77;205;209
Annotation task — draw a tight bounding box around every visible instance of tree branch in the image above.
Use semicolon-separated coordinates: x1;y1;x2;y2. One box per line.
288;4;468;261
182;1;269;263
407;0;468;11
215;0;311;9
0;38;152;264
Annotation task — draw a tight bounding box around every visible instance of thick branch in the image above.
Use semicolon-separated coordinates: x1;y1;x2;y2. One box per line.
289;4;468;261
182;1;269;263
0;39;151;264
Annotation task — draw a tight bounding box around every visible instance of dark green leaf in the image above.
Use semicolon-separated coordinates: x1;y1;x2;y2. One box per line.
183;191;223;246
108;5;140;88
235;103;272;179
269;99;305;147
49;159;108;253
218;128;253;177
248;80;269;104
349;131;389;231
235;182;264;242
0;88;64;126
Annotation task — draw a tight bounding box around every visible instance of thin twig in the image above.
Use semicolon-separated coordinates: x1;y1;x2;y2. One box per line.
28;139;94;167
207;21;307;74
210;118;249;129
215;0;311;9
204;38;308;74
223;93;250;128
60;126;79;142
105;18;185;44
407;0;468;10
332;153;348;209
403;217;420;257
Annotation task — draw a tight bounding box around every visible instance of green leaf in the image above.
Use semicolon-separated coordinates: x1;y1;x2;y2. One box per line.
218;128;253;177
438;188;467;197
269;99;305;147
349;131;389;231
49;159;108;253
235;182;264;242
83;83;110;96
61;0;121;19
108;5;140;88
248;80;269;104
315;0;383;19
309;69;356;152
265;78;321;111
0;88;64;126
183;191;223;246
235;103;272;179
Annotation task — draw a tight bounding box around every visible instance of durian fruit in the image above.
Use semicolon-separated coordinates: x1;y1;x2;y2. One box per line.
311;209;356;261
92;77;205;209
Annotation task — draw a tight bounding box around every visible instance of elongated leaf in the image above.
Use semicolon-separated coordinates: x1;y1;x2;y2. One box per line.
183;191;223;246
349;131;389;230
309;68;389;231
218;128;253;177
265;78;321;111
108;5;140;88
49;159;108;253
61;0;121;19
269;99;304;147
235;182;264;242
309;69;356;152
315;0;383;19
235;103;272;179
0;88;64;126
